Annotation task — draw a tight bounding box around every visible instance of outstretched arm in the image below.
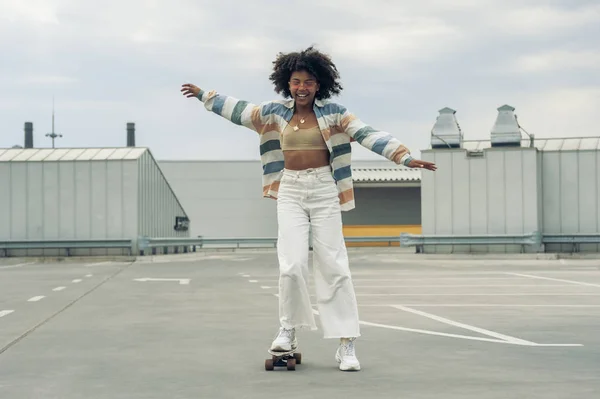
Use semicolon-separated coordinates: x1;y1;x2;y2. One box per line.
339;108;437;171
181;83;267;134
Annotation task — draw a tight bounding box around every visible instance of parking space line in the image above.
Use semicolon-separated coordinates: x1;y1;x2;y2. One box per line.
27;296;45;302
390;305;535;345
353;284;576;288
0;310;14;318
506;273;600;288
353;293;600;296
358;304;600;307
0;262;36;270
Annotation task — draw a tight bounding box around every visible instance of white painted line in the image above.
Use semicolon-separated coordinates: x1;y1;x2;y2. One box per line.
85;274;93;278
72;279;82;283
391;305;535;345
53;287;66;292
0;310;14;318
133;278;190;285
0;262;36;270
353;284;575;288
242;275;251;278
308;305;581;347
358;304;600;308
507;273;600;288
261;286;272;289
352;293;600;296
84;261;113;267
28;296;45;302
249;280;258;283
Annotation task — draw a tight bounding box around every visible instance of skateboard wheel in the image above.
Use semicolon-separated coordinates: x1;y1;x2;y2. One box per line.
265;359;274;371
286;358;296;371
293;352;302;364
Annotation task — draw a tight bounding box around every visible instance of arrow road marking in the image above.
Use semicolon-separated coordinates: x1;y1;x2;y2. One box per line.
134;278;190;285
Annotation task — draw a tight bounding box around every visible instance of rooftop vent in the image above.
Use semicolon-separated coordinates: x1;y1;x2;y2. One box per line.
430;107;463;149
491;105;522;147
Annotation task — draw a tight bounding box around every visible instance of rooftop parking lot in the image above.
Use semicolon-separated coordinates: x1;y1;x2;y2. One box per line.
1;251;599;398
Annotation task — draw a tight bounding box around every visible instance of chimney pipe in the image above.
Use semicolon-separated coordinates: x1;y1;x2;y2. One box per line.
127;122;135;147
24;122;33;148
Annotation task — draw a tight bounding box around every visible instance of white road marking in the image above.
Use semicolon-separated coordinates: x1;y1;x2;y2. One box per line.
308;306;580;347
391;305;534;345
0;310;14;318
53;287;66;292
28;296;45;302
358;304;600;308
242;275;251;278
257;278;529;283
133;278;190;285
249;280;258;283
85;274;93;278
352;293;600;296
261;286;272;289
0;262;36;270
72;279;82;283
507;273;600;288
353;284;575;288
84;261;113;267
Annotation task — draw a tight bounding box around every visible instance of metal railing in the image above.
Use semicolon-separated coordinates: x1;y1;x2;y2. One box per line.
2;233;599;257
543;234;600;253
137;236;278;255
400;231;542;253
0;239;133;257
136;235;403;255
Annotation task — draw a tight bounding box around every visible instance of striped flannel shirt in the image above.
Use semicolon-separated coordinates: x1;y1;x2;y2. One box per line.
196;89;414;211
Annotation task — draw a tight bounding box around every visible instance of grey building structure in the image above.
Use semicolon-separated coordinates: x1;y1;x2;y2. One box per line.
158;160;422;241
421;105;600;253
0;147;189;256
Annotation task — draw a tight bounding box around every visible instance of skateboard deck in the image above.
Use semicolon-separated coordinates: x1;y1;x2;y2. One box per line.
265;348;302;371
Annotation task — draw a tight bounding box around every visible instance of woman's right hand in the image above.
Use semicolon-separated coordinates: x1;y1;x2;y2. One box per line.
181;83;201;98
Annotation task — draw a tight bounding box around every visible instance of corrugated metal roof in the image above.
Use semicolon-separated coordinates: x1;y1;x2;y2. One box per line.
0;147;148;162
351;167;421;182
459;137;600;151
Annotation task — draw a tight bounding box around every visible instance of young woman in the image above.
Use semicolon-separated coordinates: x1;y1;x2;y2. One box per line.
181;46;436;371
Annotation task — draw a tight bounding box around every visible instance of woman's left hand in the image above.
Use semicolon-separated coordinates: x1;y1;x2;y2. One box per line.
407;159;437;171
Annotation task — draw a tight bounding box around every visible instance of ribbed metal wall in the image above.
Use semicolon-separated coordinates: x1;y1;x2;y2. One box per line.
542;150;600;252
420;147;542;253
0;157;138;256
0;147;189;256
137;151;189;239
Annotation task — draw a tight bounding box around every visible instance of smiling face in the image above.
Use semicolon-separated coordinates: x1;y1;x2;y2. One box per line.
289;70;320;106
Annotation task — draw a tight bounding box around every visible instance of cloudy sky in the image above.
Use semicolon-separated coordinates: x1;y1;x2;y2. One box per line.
1;0;599;161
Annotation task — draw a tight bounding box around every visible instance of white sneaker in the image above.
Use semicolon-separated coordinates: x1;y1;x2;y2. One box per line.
335;338;361;371
270;327;297;352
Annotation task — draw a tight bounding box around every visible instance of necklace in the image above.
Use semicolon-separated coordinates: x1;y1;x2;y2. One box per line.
293;112;308;131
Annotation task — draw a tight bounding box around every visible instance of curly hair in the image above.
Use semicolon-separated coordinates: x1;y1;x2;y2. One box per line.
268;46;343;100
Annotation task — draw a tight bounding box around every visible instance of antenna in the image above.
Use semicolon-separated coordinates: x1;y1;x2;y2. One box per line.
45;96;63;148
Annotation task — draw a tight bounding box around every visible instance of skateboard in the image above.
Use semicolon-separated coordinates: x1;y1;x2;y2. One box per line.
265;348;302;371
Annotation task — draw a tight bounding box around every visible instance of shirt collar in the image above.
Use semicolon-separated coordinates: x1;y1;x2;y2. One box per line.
283;98;325;109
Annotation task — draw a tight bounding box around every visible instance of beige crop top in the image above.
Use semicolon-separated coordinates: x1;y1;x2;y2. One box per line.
281;124;327;151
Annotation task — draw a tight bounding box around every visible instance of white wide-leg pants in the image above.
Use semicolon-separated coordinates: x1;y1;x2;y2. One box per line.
276;166;360;339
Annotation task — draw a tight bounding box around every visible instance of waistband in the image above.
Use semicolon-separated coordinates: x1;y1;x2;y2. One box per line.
282;165;332;177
